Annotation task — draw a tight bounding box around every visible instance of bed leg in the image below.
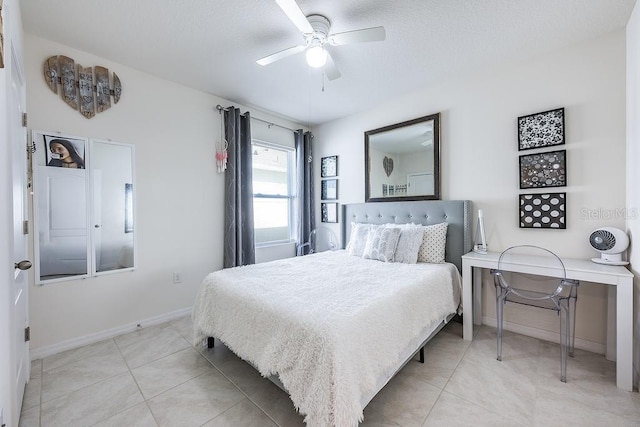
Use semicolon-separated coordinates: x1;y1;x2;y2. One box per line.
419;346;425;363
207;337;215;349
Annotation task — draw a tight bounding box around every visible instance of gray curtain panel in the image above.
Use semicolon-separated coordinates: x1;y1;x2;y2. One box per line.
295;130;315;255
223;107;256;267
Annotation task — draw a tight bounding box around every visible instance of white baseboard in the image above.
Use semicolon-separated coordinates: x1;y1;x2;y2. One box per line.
481;316;606;355
30;307;192;361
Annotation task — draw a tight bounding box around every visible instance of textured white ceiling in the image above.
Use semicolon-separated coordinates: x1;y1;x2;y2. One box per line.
21;0;636;126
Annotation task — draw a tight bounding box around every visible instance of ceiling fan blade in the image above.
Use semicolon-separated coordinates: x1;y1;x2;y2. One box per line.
256;45;306;66
329;26;386;45
324;52;341;81
275;0;313;34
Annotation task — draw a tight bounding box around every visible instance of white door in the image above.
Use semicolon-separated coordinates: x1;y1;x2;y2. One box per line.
36;167;89;280
10;39;30;415
407;172;434;196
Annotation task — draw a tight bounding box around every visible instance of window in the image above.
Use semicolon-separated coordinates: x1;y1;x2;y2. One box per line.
252;141;295;245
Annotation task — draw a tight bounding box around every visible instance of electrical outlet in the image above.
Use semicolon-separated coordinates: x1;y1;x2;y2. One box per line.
172;272;182;284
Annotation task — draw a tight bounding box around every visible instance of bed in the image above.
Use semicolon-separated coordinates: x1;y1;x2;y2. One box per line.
192;200;472;426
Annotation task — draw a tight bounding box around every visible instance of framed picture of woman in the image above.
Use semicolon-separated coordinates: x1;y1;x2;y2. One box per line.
38;132;87;169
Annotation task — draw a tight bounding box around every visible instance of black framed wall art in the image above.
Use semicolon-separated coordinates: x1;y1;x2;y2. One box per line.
518;108;565;151
321;179;338;200
520;193;566;229
321;202;338;223
519;150;566;189
321;155;338;178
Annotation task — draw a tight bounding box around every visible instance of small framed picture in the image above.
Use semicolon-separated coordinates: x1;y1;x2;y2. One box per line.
321;155;338;177
518;108;565;151
321;202;338;223
519;149;566;189
519;193;566;229
34;131;88;169
321;179;338;200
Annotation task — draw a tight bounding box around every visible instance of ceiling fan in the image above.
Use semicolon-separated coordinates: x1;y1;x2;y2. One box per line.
256;0;386;80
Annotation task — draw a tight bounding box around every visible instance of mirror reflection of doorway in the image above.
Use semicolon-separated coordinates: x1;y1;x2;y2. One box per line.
407;172;434;196
36;167;89;279
91;140;134;273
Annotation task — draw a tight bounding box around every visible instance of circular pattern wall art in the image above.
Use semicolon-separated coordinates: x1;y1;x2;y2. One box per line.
519;193;565;229
519;150;566;189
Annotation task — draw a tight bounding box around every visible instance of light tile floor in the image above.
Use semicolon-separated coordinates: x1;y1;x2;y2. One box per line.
19;316;640;426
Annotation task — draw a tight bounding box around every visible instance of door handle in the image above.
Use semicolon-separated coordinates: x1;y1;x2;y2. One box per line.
14;260;32;271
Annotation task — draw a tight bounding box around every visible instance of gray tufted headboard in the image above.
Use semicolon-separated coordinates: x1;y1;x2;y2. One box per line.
342;200;473;273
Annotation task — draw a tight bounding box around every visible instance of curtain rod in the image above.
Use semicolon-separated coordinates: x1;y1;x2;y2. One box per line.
216;104;300;133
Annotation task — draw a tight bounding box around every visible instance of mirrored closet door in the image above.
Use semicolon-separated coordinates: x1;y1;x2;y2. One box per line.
32;131;135;284
91;139;135;274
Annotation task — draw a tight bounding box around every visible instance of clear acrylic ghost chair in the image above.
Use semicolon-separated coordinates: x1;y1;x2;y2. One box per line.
490;245;579;382
297;227;338;256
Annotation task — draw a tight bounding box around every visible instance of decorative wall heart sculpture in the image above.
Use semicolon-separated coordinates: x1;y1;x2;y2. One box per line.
383;156;394;177
43;55;122;119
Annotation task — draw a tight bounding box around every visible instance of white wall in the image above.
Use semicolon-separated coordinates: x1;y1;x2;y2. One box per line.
626;1;640;387
314;30;627;351
24;35;303;353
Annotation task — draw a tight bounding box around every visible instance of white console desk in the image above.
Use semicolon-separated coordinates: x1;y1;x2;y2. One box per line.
461;250;634;391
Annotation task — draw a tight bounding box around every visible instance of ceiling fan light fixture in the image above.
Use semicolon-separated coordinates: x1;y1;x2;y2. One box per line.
306;45;327;68
260;2;385;79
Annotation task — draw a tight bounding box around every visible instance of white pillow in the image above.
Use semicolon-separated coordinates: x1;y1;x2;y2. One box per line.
346;223;370;257
394;224;425;264
417;222;448;263
362;225;402;262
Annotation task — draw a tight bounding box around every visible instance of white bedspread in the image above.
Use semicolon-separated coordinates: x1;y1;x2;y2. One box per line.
192;250;459;426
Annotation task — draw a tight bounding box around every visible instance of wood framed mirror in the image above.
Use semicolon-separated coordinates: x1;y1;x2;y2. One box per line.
365;113;440;202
